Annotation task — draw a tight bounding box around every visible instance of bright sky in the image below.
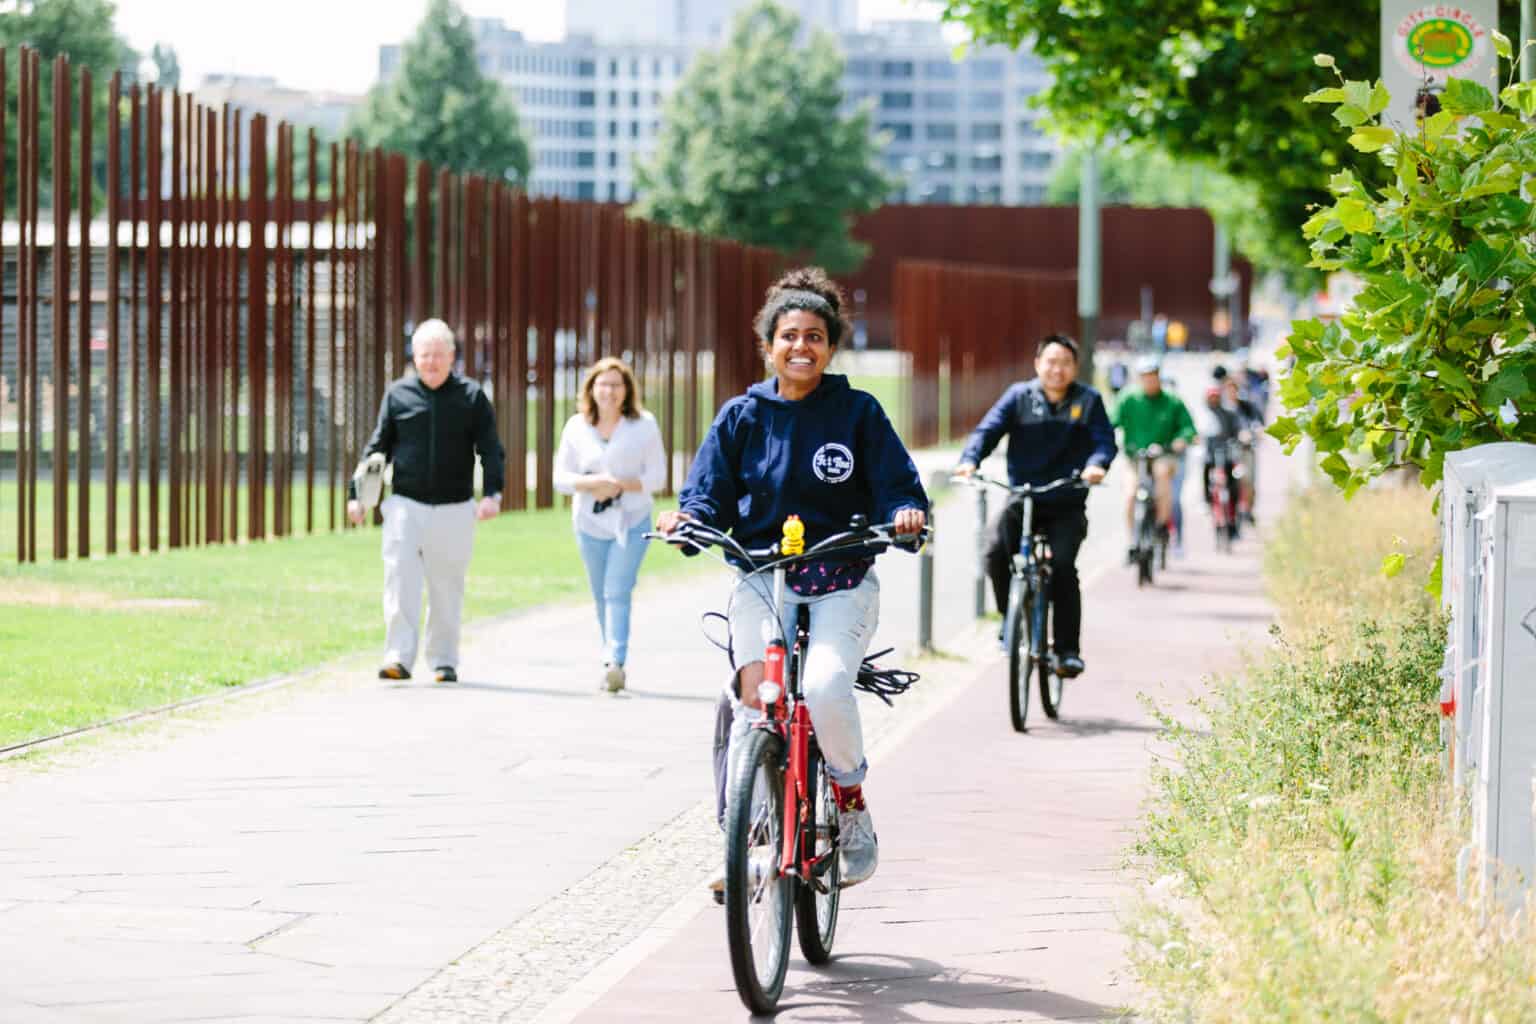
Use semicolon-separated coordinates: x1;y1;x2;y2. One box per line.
113;0;951;95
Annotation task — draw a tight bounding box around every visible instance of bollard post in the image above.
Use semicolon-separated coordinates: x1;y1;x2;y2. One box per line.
974;484;989;618
918;502;935;651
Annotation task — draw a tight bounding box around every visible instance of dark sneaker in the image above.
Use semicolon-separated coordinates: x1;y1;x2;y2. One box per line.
1126;545;1138;565
1058;653;1085;678
433;666;457;683
378;663;411;681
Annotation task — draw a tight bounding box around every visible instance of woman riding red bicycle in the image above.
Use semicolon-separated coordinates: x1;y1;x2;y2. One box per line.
656;267;928;890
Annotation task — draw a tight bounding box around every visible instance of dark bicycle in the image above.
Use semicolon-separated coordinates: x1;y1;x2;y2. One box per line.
652;514;927;1014
1130;446;1169;587
959;471;1088;731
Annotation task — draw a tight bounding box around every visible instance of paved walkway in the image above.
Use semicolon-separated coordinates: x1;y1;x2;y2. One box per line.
0;353;1279;1023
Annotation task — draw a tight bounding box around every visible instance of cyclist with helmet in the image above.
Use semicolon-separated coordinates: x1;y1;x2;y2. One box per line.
954;334;1115;678
1111;356;1196;554
656;267;928;889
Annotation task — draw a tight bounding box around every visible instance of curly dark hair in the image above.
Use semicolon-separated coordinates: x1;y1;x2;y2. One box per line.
753;266;851;348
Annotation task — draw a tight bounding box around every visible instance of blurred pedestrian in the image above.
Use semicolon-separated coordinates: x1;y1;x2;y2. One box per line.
348;319;504;684
554;357;667;693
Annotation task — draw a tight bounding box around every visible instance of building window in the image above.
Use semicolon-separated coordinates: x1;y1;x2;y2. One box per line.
925;122;957;141
1019;151;1054;170
608;89;618;105
608;120;619;138
578;181;596;199
878;121;914;141
970;122;1002;141
608;181;619;200
609;59;619;76
969;184;1002;203
969;60;1005;81
576;151;596;168
630;90;641;107
849;59;874;76
931;183;954;202
923;92;957;112
1019;184;1046;204
577;91;596;107
631;58;640;76
1018;118;1040;138
608;151;619;168
880;60;914;78
971;153;1002;172
970;91;1003;112
880;91;913;110
631;121;641;138
926;151;957;171
923;60;958;79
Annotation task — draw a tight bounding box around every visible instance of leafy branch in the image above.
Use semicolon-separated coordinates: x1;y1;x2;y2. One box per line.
1271;41;1536;497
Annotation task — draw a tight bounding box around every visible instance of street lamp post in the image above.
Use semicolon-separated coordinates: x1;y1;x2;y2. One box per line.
1077;146;1100;378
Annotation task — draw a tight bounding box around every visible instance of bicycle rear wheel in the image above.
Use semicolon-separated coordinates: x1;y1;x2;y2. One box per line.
725;729;792;1014
1006;580;1031;732
794;748;841;965
1034;598;1064;719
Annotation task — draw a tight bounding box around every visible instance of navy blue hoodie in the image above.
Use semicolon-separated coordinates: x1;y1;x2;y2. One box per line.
678;374;928;566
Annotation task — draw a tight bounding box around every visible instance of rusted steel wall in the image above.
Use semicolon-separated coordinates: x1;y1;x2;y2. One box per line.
1;47;775;562
894;261;1078;449
851;205;1254;351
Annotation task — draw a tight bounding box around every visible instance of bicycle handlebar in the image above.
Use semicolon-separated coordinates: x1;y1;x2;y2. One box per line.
953;470;1088;499
645;517;932;574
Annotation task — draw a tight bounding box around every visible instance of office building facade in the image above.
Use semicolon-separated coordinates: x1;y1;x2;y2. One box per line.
378;14;1059;205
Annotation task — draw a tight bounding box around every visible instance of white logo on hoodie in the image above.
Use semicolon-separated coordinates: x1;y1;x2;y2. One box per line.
812;443;854;484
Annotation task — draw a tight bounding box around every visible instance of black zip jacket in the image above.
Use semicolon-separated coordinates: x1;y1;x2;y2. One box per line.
350;372;505;505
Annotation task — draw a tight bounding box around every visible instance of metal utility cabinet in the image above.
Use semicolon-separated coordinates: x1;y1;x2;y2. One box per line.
1441;443;1536;904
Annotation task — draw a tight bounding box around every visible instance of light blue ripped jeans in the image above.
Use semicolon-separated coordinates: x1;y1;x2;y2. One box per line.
726;571;880;788
575;521;651;666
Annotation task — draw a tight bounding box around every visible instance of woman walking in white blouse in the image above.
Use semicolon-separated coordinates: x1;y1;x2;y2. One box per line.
554;357;668;692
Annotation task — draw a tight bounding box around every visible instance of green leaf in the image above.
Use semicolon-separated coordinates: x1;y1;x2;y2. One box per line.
1443;78;1495;115
1426;553;1444;597
1335;198;1375;234
1305;87;1347;104
1382;552;1407;578
1494;30;1513;61
1500;81;1536;118
1348;126;1395;153
1333;104;1370;127
1368;80;1392;117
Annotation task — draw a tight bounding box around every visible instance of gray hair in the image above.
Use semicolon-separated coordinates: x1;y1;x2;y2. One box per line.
412;318;456;352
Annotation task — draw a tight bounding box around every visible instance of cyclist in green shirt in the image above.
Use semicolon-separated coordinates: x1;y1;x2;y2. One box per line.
1111;357;1197;545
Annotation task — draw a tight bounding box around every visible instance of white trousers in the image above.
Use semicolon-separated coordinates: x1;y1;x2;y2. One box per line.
727;572;880;788
381;495;477;669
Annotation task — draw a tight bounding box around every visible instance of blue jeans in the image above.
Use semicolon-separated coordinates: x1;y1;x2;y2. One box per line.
575;522;651;666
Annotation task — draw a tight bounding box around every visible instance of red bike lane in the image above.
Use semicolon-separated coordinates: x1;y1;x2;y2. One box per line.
557;464;1278;1022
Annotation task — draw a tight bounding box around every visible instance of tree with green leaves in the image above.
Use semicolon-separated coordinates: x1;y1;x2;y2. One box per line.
1271;41;1536;521
2;0;140;208
632;0;889;273
939;0;1524;276
349;0;529;184
149;42;179;91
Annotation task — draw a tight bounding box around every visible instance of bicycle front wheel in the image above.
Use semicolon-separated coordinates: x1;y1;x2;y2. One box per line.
794;748;841;965
725;728;793;1014
1006;581;1031;732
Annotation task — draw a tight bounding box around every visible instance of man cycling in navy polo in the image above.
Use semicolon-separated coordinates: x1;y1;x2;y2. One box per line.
953;334;1116;677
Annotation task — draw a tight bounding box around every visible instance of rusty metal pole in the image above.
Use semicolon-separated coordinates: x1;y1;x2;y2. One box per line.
147;84;162;551
52;55;71;561
168;87;182;549
77;65;92;558
129;83;141;554
14;47;27;562
328;140;340;530
106;72;121;554
247;114;267;541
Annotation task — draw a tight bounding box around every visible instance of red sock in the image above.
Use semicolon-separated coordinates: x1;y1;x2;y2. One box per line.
832;783;865;813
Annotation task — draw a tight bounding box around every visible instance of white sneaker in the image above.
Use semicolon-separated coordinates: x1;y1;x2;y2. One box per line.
838;807;879;887
603;663;625;693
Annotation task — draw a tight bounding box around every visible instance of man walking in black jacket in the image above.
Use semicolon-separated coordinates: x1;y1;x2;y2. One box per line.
347;319;505;683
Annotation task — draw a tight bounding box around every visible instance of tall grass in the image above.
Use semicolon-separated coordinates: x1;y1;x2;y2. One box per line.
1129;486;1536;1020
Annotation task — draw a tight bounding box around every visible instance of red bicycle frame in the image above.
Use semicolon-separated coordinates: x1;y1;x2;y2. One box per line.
758;610;828;882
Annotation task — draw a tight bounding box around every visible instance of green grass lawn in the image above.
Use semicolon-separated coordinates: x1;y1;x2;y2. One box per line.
0;496;700;749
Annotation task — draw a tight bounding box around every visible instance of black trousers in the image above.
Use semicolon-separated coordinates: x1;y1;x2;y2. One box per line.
986;499;1089;654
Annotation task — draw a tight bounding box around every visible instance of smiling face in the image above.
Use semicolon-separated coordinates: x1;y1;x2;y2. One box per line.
1034;341;1078;399
591;368;628;418
769;309;834;396
413;334;454;390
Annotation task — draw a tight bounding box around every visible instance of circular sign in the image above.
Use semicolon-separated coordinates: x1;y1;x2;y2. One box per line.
1408;18;1474;68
